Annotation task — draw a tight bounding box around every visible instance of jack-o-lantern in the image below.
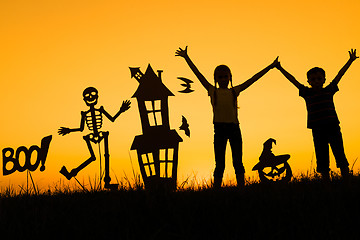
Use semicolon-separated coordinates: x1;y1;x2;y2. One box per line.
253;138;292;183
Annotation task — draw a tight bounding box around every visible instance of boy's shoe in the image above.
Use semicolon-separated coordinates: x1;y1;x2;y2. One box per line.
340;166;350;182
320;172;330;183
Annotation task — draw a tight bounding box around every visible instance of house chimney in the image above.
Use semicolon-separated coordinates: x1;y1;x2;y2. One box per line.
157;70;163;81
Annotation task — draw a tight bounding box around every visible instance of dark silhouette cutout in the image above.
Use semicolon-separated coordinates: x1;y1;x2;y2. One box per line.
58;87;130;190
275;49;358;181
2;135;52;175
176;46;279;188
179;115;190;137
252;138;292;183
178;77;194;93
130;64;183;191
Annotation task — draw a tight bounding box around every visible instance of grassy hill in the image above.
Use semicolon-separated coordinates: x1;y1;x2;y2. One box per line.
1;174;359;239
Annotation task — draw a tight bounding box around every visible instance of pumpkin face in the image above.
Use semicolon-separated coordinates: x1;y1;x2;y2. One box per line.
258;162;292;183
253;138;293;183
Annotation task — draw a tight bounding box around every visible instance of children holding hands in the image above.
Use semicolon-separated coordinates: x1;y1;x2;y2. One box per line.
176;46;357;186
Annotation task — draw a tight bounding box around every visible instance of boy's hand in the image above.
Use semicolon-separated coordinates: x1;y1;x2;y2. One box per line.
275;58;282;69
349;49;359;62
270;56;280;69
175;46;188;58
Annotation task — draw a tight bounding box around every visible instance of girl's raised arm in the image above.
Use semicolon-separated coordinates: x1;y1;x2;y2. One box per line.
176;46;212;91
237;57;279;92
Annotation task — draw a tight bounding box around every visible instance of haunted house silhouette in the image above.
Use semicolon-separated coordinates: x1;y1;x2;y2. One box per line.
130;65;183;190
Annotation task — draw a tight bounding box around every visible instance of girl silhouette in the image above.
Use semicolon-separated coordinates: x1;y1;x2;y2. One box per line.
176;46;278;188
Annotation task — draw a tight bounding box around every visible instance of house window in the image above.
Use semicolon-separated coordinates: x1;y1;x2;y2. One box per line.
141;153;155;177
145;100;162;126
135;72;143;79
159;148;174;178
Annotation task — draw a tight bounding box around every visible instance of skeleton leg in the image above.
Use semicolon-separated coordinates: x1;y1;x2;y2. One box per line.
103;132;111;187
60;135;96;180
102;132;118;190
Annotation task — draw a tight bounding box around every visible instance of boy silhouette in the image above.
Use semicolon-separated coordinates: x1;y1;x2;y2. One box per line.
275;49;358;181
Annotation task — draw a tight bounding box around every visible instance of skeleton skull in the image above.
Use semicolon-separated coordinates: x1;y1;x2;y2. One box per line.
83;87;98;106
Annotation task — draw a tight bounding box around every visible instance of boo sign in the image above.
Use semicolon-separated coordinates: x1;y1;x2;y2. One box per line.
2;135;52;176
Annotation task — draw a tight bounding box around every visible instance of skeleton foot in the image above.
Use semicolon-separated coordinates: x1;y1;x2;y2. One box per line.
60;166;74;180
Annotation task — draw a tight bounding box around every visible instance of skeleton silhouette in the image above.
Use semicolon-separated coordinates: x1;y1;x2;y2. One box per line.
58;87;130;189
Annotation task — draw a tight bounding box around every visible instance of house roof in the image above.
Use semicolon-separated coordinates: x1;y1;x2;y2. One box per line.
132;64;174;100
131;129;183;152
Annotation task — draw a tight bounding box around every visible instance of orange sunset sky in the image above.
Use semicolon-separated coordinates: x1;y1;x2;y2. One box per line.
1;0;359;189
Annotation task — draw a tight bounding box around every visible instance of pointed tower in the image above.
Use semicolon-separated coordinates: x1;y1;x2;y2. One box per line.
130;64;182;190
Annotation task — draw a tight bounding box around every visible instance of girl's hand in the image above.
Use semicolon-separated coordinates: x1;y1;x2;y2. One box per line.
349;49;359;62
270;56;280;69
175;46;188;58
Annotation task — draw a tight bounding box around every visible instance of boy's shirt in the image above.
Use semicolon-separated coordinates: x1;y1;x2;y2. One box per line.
299;81;340;129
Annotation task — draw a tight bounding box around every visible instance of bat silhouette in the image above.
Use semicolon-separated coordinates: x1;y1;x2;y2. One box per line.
178;77;194;93
179;115;190;137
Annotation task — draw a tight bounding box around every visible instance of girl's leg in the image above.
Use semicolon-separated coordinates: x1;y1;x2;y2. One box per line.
229;124;245;187
213;123;227;187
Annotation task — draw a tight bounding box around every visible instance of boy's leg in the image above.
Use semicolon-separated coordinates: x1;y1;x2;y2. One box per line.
328;126;349;178
312;128;330;176
213;123;228;188
328;126;348;167
229;124;245;187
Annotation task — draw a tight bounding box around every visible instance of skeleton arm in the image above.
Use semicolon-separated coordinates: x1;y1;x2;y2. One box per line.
100;100;131;122
58;112;86;136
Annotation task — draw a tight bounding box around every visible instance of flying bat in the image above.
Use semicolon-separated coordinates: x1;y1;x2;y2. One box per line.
178;77;194;93
179;115;190;137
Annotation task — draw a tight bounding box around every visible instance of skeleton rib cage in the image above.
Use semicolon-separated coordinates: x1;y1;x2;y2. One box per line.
84;109;103;132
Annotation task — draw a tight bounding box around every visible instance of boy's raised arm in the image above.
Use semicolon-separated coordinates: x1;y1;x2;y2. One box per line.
332;49;358;84
176;46;212;91
237;57;278;92
276;61;302;89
